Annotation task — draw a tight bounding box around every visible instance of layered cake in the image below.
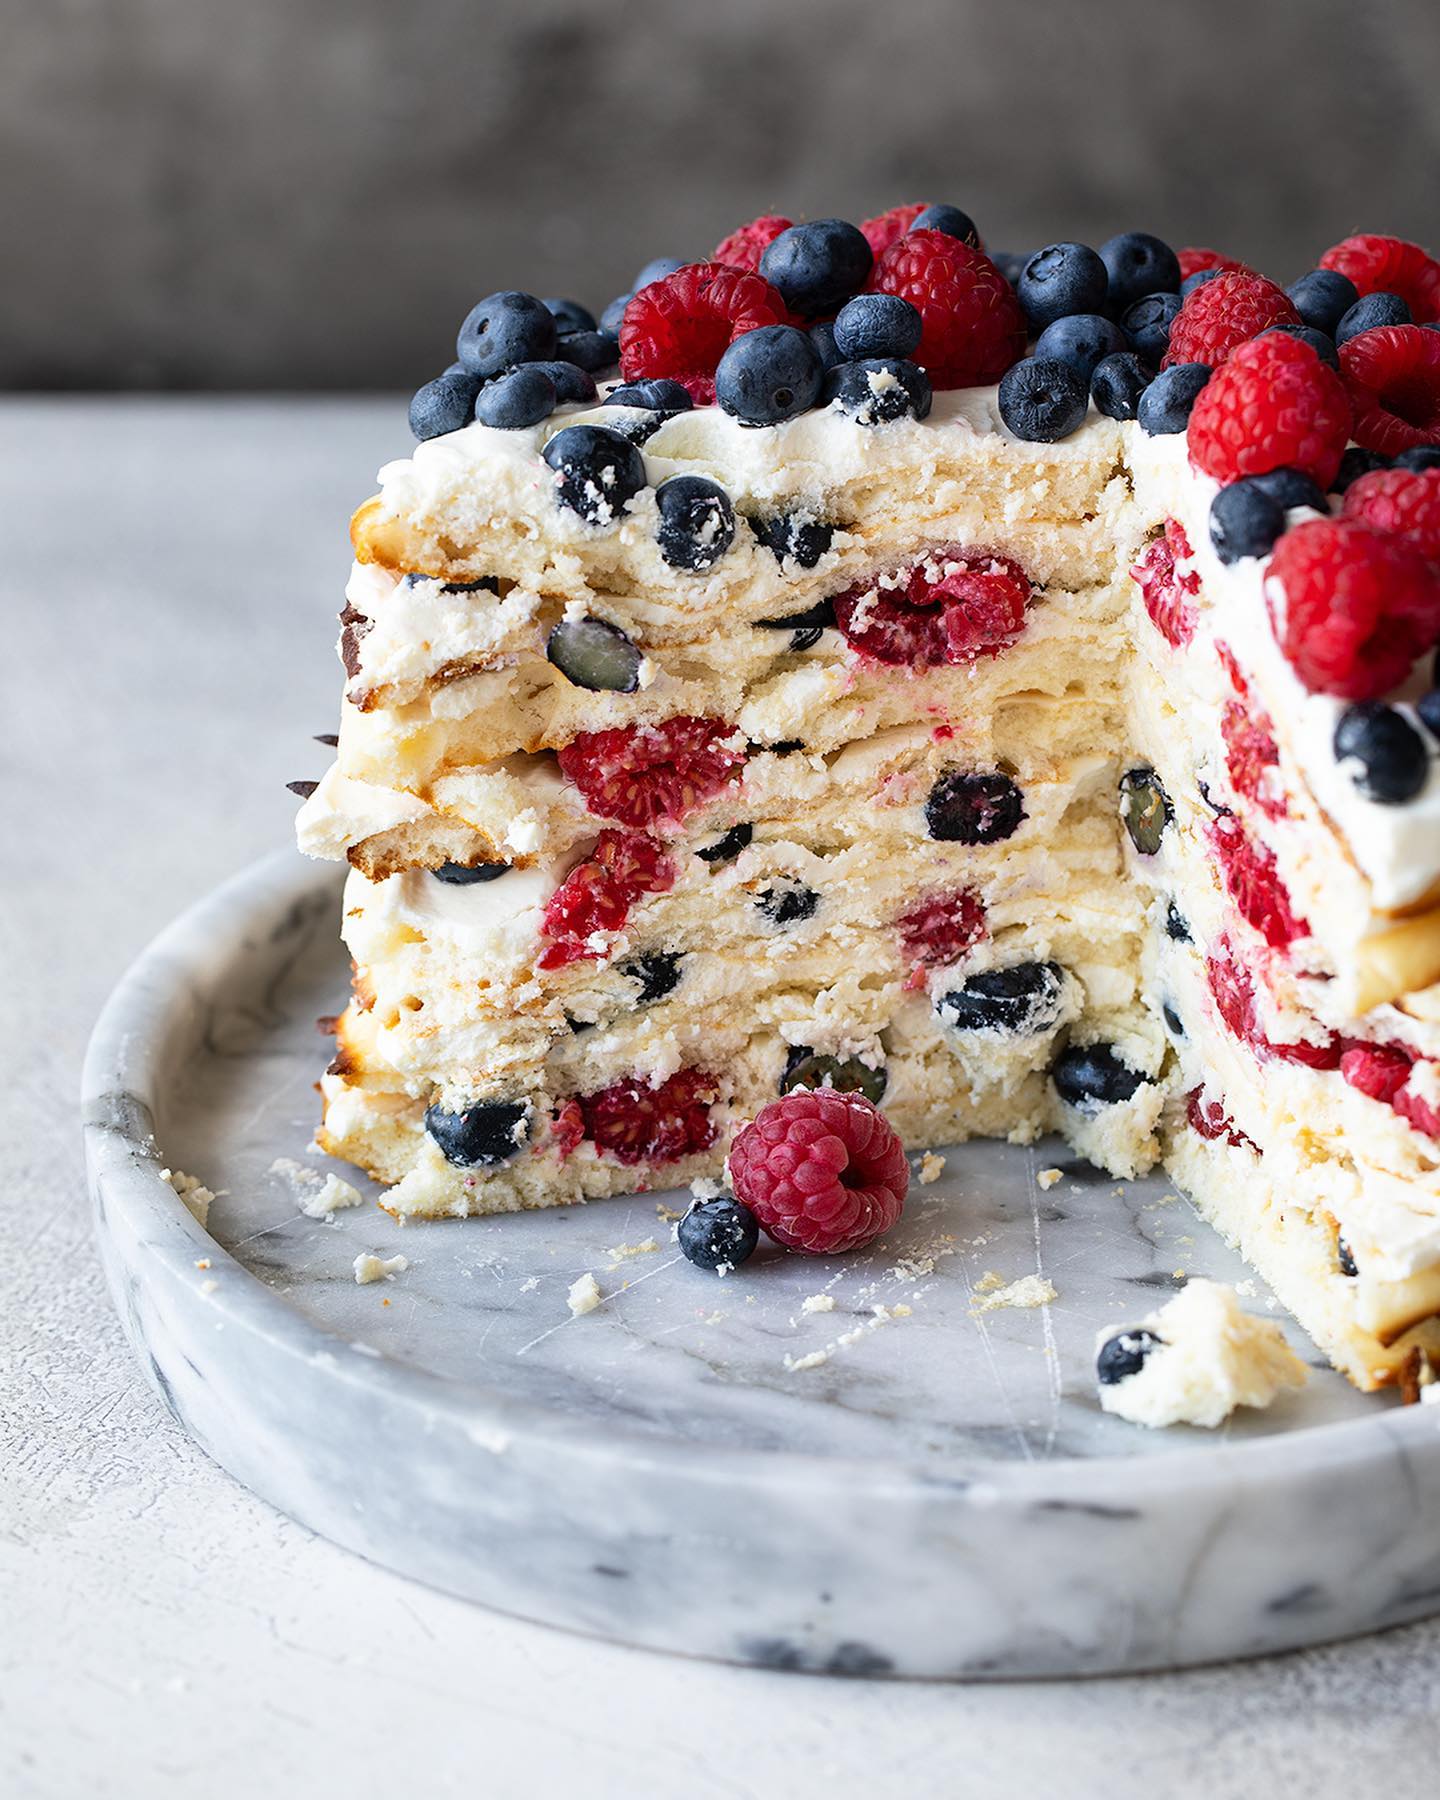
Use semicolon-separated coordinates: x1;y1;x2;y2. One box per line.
295;207;1440;1394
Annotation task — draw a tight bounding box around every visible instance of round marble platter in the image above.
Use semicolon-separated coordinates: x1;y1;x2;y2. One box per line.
82;851;1440;1679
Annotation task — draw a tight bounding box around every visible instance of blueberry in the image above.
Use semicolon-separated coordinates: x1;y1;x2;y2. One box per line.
1336;291;1411;346
1090;351;1151;421
831;357;932;425
424;1098;530;1166
1137;363;1211;435
1164;900;1192;942
936;962;1065;1034
1034;313;1127;383
749;514;834;568
1121;292;1182;365
1249;466;1327;513
761;219;874;317
695;822;752;864
1163;1000;1185;1038
833;293;924;361
678;1197;759;1272
1333;703;1429;803
1017;242;1109;330
1052;1043;1146;1109
622;951;683;1002
1396;446;1440;473
542;424;647;524
432;860;509;884
543;297;597;335
1097;1328;1164;1385
634;256;686;288
910;203;981;246
546;615;643;692
925;770;1026;843
715;325;824;425
1099;232;1181;310
655;473;736;571
1259;323;1339;370
518;360;596;406
456;291;557;380
1119;767;1172;853
756;596;835;650
403;573;499;595
1337;1236;1359;1278
556;329;620;373
809;321;842;370
1179;267;1224;300
781;1047;888;1105
1331;446;1391;492
997;357;1088;442
757;884;818;926
1209;479;1286;565
605;377;692;412
1421;691;1440;741
599;293;633;336
409;369;481;440
991;251;1030;287
474;366;557;430
1286;268;1359;338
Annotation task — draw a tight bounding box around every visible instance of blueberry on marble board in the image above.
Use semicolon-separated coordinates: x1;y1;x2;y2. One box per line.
543;297;598;335
1137;363;1211;435
542;424;647;524
749;514;834;569
909;202;981;247
1052;1043;1147;1109
1333;703;1429;803
998;357;1088;442
622;952;683;1003
655;473;736;570
678;1197;760;1272
936;962;1065;1035
925;770;1026;843
474;365;557;430
756;884;819;926
432;860;510;884
409;369;482;441
831;357;932;425
546;615;643;692
1259;323;1339;371
1209;480;1286;565
1286;269;1358;338
1330;446;1391;493
832;293;924;362
715;325;825;425
1120;293;1181;366
425;1098;530;1166
1099;231;1182;310
1336;291;1411;346
523;360;599;405
695;822;753;864
1034;313;1126;384
1097;1328;1164;1385
1017;242;1109;330
760;219;873;318
780;1047;888;1105
1090;351;1150;422
455;290;557;380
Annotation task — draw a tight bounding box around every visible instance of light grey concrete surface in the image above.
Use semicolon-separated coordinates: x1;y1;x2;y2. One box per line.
7;0;1440;388
9;397;1440;1798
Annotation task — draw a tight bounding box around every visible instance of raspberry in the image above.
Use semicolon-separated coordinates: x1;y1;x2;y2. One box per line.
1129;519;1200;648
1342;467;1440;562
832;548;1031;668
1185;332;1351;489
1206;813;1307;948
579;1068;718;1166
729;1090;909;1255
1341;1041;1440;1139
869;231;1025;388
1266;517;1440;700
1176;248;1250;282
896;887;987;968
1220;697;1286;820
1340;325;1440;457
551;1098;585;1159
538;829;675;969
712;214;792;272
558;716;747;828
860;203;927;259
618;263;791;404
1185;1086;1258;1151
1320;234;1440;325
1206;940;1340;1069
1162;271;1300;370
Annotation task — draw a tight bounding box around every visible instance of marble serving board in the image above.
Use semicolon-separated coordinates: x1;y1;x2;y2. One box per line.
82;851;1440;1678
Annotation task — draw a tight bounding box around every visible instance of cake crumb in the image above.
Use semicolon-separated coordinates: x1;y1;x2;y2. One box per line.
972;1274;1057;1313
518;1276;539;1293
784;1349;831;1373
975;1269;1006;1294
1234;1278;1257;1298
200;1278;219;1296
801;1293;837;1315
890;1253;935;1281
689;1176;725;1201
607;1237;660;1263
353;1252;408;1285
159;1168;217;1228
1036;1166;1063;1190
916;1151;946;1185
567;1272;603;1315
654;1202;684;1223
270;1156;364;1219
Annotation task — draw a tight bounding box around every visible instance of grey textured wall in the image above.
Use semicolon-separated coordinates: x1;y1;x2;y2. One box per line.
7;0;1440;390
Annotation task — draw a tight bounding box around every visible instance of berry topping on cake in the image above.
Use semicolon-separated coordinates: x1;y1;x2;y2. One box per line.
1319;234;1440;325
409;369;481;441
859;202;928;258
618;263;792;404
760;219;874;318
870;231;1026;388
538;830;676;968
1034;313;1127;382
558;716;746;827
1100;231;1181;310
546;616;643;692
425;1098;530;1167
1340;1042;1440;1141
525;360;600;405
749;513;834;569
1163;271;1300;370
729;1090;909;1255
1052;1043;1147;1110
1266;517;1440;700
1206;813;1307;948
715;324;825;424
833;548;1031;669
780;1049;888;1105
712;214;794;272
997;357;1089;442
1137;363;1211;435
473;365;556;430
831;357;933;425
542;424;648;525
1336;292;1412;346
1206;940;1340;1068
1185;1087;1257;1150
605;377;693;413
1341;467;1440;561
1186;332;1351;489
1333;703;1430;803
1016;242;1109;330
455;290;558;379
1121;293;1182;366
1177;247;1248;280
1286;268;1360;337
910;203;981;246
1130;519;1200;648
678;1195;760;1271
896;888;988;968
936;962;1066;1034
832;293;924;362
655;473;736;570
1090;351;1150;421
578;1068;719;1165
1340;325;1440;457
1209;479;1286;564
1221;697;1285;819
925;769;1026;842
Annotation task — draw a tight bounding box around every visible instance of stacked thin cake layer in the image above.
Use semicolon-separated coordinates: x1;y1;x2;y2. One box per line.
298;217;1440;1393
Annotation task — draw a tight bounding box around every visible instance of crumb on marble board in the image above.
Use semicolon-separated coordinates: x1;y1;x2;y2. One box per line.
567;1272;603;1316
801;1293;836;1315
159;1168;218;1228
916;1151;946;1185
353;1252;408;1285
972;1274;1057;1314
